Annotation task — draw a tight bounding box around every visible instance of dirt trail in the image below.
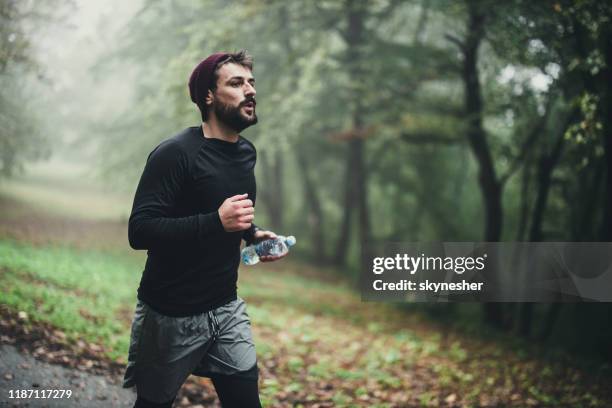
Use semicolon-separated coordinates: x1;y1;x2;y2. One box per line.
0;344;136;407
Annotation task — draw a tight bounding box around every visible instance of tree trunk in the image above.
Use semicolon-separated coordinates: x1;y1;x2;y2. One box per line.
567;150;604;240
463;3;502;243
354;131;371;268
461;0;504;328
539;303;562;341
295;147;327;263
276;4;326;256
529;107;579;241
516;155;532;241
259;150;283;232
273;149;284;231
519;107;578;337
528;132;565;241
600;31;612;241
518;303;534;337
334;0;370;267
334;145;356;266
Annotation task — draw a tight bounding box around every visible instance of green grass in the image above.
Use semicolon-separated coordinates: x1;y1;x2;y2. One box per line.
0;239;142;360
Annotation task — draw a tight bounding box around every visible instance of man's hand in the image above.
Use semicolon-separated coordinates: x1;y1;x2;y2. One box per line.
253;230;287;262
219;194;254;232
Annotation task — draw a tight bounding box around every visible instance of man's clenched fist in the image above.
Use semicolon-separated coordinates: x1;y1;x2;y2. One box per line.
218;193;254;232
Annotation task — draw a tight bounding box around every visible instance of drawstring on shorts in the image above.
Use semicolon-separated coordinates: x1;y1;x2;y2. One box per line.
208;310;220;342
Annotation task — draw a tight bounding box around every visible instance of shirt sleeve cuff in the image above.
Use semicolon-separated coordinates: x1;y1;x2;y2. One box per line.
243;223;260;246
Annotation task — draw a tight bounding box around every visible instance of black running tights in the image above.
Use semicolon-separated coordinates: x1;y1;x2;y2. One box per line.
134;375;261;408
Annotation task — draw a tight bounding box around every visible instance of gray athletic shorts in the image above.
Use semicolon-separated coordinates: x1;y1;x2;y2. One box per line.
122;296;258;403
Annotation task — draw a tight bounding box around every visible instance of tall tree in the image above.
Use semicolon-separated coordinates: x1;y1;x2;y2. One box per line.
0;0;63;177
333;0;369;266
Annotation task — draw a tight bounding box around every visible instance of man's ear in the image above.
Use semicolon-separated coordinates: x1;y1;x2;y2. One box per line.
205;89;214;107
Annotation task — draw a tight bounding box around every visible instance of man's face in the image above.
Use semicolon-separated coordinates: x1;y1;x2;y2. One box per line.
208;62;257;132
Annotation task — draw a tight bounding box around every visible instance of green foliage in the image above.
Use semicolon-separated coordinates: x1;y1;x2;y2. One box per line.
89;0;608;253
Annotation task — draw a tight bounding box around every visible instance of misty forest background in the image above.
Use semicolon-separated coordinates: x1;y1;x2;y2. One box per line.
1;0;612;405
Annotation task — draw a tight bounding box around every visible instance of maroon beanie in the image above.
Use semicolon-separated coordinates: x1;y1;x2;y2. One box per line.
188;52;229;107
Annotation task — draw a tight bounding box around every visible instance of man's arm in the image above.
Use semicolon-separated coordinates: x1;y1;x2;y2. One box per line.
128;140;223;250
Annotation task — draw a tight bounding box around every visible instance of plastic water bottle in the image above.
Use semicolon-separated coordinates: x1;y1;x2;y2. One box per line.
241;235;296;265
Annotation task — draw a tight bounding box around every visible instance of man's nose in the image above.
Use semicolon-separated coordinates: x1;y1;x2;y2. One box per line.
244;82;256;97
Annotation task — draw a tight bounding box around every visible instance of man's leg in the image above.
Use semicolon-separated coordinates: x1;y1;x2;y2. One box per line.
134;394;176;408
210;364;262;408
123;301;215;406
194;298;261;407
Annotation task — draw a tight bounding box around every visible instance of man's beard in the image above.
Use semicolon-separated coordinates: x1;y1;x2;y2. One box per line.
214;99;258;133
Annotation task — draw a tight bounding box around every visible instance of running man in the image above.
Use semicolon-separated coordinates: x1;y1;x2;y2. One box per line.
123;50;283;408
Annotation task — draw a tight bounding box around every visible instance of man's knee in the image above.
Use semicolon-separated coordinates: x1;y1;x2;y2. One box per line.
211;364;261;408
233;362;259;381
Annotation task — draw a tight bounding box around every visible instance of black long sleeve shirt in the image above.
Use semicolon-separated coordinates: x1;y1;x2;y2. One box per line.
128;126;258;316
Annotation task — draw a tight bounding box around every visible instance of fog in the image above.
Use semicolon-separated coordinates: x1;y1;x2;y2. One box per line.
32;0;142;164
